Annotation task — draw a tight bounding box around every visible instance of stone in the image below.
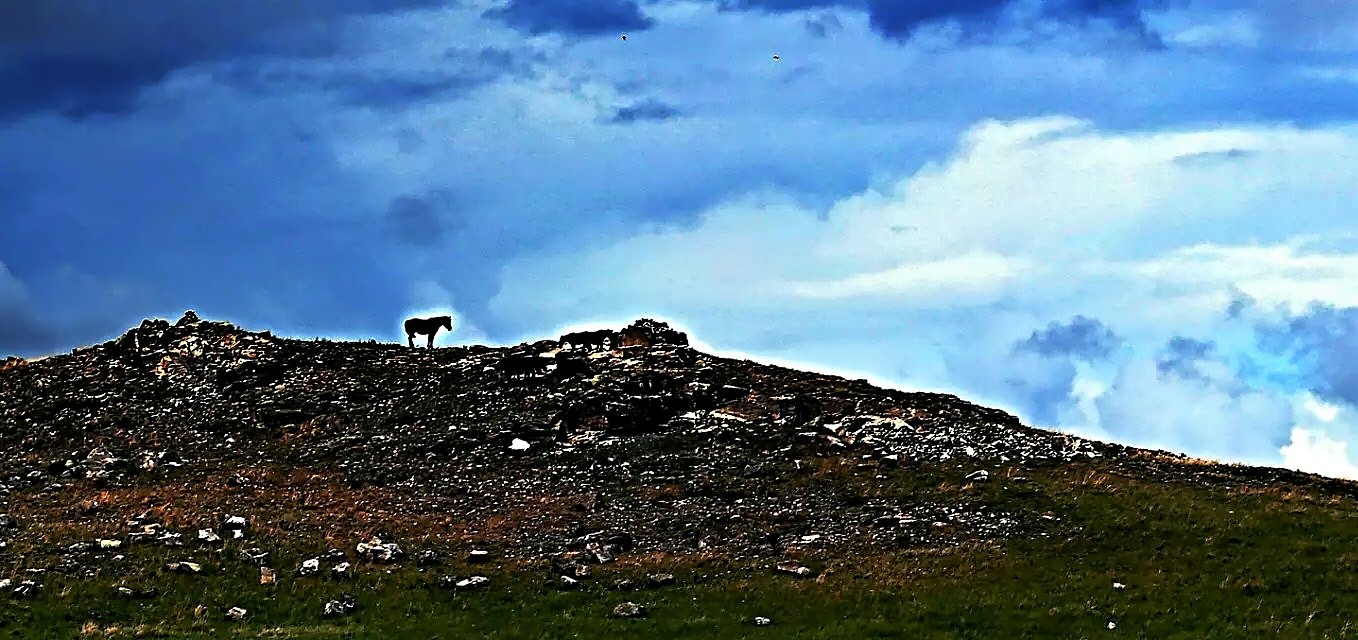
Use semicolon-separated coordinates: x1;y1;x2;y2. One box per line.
356;537;403;563
775;561;814;577
646;573;676;587
97;538;122;549
260;567;276;585
12;580;40;599
223;515;247;531
586;542;616;564
965;470;990;482
298;557;320;576
619;319;689;348
197;529;221;544
166;561;203;574
115;586;158;599
323;593;357;617
225;606;247;620
240;547;270;566
467;550;491;564
415;549;439;567
612;602;647;618
754;616;774;626
331;562;352;578
456;576;490;590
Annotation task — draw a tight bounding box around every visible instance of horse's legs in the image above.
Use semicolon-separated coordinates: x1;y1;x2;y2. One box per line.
427;331;435;348
408;334;415;348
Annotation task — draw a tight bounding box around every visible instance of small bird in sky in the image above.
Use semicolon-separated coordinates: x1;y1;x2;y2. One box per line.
621;34;628;41
772;54;781;60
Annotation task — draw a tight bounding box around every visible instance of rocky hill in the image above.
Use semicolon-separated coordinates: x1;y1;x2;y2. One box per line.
2;312;1355;637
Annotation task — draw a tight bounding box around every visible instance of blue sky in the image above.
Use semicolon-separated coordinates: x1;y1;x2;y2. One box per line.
4;0;1358;476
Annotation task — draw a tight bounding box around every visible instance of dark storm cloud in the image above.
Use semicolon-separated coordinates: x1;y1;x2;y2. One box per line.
0;0;444;119
210;46;539;109
723;0;1162;42
384;192;458;247
0;265;55;356
484;0;653;36
0;303;54;356
1259;304;1358;406
1156;336;1215;379
608;99;681;124
1015;315;1122;362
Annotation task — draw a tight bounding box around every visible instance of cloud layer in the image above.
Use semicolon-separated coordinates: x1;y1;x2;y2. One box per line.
3;0;1358;480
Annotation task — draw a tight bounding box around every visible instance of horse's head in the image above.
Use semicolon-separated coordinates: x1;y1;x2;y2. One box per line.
441;315;453;330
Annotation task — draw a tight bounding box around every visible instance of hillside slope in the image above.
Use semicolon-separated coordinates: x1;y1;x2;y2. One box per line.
1;312;1356;638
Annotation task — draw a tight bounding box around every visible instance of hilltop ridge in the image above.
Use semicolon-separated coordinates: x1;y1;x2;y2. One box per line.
3;312;1358;637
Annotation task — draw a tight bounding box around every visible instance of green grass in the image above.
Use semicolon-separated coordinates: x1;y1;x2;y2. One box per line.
6;459;1358;638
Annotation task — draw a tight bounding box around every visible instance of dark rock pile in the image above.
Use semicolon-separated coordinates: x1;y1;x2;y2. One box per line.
0;311;1110;561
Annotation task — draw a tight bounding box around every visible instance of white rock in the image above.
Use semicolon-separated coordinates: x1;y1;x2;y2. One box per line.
456;576;490;589
509;438;530;451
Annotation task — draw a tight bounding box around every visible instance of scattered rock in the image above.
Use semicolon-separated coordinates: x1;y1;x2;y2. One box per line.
467;550;491;564
298;558;321;576
415;550;440;567
646;573;676;587
197;529;222;545
356;537;403;563
240;548;269;566
116;586;157;599
612;602;647;618
260;567;276;585
775;561;814;577
753;616;774;626
165;561;202;574
12;580;39;599
331;562;352;579
586;542;616;564
323;593;357;617
456;576;490;590
225;606;247;620
965;470;990;483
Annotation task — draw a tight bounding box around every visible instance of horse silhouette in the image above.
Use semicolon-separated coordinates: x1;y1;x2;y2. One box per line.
404;315;453;348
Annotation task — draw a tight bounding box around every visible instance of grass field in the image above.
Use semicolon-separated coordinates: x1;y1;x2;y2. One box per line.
5;457;1358;639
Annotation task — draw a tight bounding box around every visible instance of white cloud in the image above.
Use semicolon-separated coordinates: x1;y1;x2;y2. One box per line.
1128;243;1358;313
1092;357;1294;464
1281;428;1358;480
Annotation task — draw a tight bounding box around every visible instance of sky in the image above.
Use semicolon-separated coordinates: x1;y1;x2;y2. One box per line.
3;0;1358;478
